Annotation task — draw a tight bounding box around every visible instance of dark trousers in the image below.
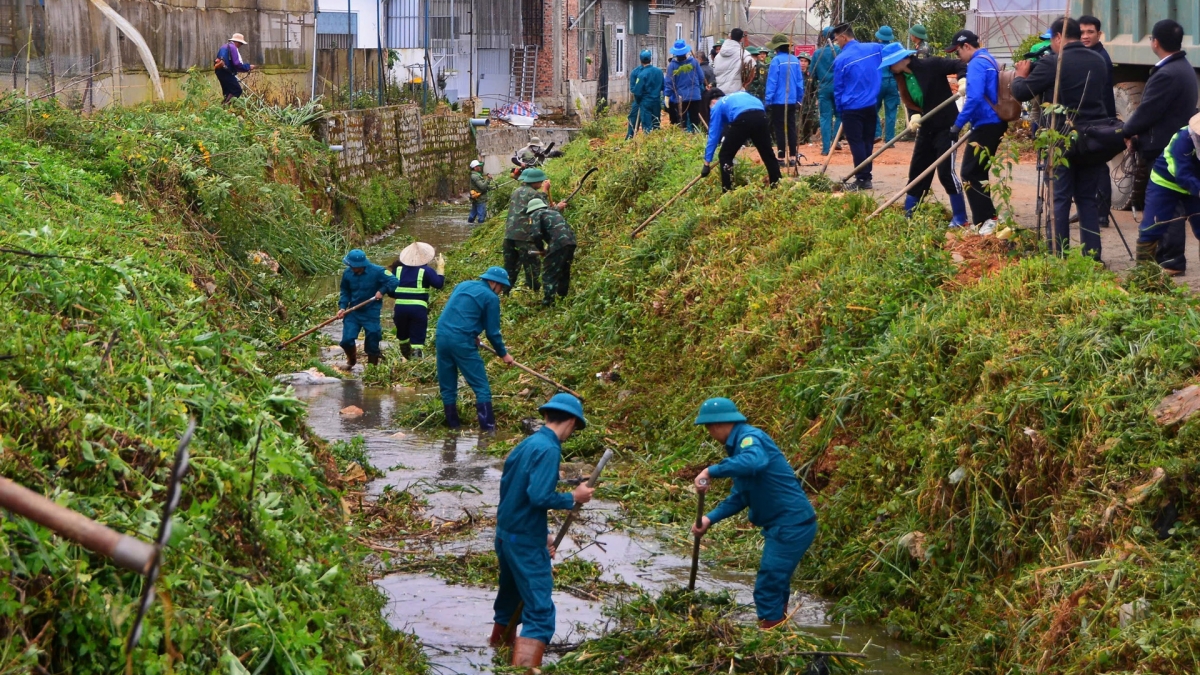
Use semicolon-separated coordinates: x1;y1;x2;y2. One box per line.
769;104;799;158
960;122;1007;224
1053;162;1107;260
671;100;703;132
1131;152;1155;211
717;109;782;192
907;126;963;199
393;304;430;348
1096;163;1111;227
1140;182;1200;271
839;106;877;183
541;245;576;304
502;238;540;292
216;69;243;101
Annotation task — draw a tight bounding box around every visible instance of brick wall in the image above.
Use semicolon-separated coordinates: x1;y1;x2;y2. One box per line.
324;105;478;202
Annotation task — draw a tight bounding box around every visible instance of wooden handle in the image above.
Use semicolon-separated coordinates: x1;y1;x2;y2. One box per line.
688;484;707;591
867;124;973;222
276;296;378;350
479;343;584;400
0;478;156;574
552;448;614;549
818;124;845;176
564;167;598;205
630;174;704;239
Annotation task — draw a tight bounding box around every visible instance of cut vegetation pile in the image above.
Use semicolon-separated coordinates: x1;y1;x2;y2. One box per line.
0;91;422;672
409;116;1200;673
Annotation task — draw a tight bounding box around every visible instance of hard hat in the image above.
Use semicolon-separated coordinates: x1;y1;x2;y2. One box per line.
342;249;369;267
539;393;587;428
525;198;549;214
479;266;511;287
694;398;748;425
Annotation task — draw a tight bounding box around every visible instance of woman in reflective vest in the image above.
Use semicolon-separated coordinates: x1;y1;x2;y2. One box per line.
388;242;445;359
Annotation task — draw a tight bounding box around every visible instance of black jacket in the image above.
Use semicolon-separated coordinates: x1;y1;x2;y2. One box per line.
1088;42;1117;117
1122;51;1199;158
1011;41;1110;128
896;56;965;130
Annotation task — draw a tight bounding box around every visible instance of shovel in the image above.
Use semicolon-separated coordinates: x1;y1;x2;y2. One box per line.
688;478;707;591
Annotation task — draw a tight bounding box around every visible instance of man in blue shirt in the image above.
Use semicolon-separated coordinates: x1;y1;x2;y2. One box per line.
336;249;400;371
701;89;782;191
627;50;664;138
491;394;594;667
665;41;707;132
947;29;1007;235
874;26;901;142
811;27;841;155
764;33;805;166
832;23;883;190
691;398;817;628
1135;114;1200;273
434;267;515;431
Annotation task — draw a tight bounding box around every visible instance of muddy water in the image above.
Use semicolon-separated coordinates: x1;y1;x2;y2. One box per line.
297;205;927;674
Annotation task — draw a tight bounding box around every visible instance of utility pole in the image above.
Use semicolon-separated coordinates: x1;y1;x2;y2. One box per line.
423;0;429;107
348;0;354;105
377;0;385;105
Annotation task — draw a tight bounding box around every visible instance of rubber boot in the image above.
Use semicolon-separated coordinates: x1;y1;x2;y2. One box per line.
476;402;496;433
903;194;919;218
399;342;413;360
488;623;512;648
948;193;968;228
1136;240;1158;263
759;618;787;629
367;352;380;366
511;637;545;668
412;346;424;359
443;404;461;430
343;344;357;370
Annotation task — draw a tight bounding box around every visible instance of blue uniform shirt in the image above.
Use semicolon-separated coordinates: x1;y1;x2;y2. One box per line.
704;92;767;163
1152;127;1200;196
665;56;706;103
496;426;576;545
954;48;1003;129
833;40;882;112
811;44;839;94
706;423;816;533
765;53;805;105
630;63;665;102
434;279;507;357
339;262;399;313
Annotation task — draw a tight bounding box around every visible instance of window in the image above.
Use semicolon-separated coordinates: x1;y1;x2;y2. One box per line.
675;23;683;41
614;24;625;75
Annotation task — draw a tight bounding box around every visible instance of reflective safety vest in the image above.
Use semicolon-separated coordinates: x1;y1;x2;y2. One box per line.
391;267;433;308
1151;126;1200;196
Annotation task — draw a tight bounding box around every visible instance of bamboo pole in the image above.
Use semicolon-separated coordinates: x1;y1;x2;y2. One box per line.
838;91;963;183
867;124;973;221
818;124;844;175
479;342;584;400
630;174;705;239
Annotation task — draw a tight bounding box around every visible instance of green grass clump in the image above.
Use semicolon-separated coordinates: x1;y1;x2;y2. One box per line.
0;100;422;672
402;115;1200;673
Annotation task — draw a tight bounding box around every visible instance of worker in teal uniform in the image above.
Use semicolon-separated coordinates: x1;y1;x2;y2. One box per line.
691;398;818;628
811;27;841;155
490;393;595;668
627;49;664;138
434;266;514;431
336;249;399;370
874;26;901;142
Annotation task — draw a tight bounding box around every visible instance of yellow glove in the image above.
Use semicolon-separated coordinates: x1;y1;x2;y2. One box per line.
907;113;922;133
435;253;445;276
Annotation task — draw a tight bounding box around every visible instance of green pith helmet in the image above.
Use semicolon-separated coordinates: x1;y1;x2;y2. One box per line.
520;167;548;183
694;398;748;425
765;33;792;51
526;198;549;214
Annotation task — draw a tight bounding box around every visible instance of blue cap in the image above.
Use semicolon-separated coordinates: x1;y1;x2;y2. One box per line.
875;25;895;42
879;42;917;69
640;49;653;62
539;393;587;429
694;398;748;425
343;249;368;267
670;40;691;56
479;266;511;287
1040;28;1052;39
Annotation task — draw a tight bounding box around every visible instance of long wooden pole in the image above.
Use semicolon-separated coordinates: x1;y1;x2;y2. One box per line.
501;449;614;646
818;124;844;175
479;342;584;400
867;124;973;221
275;296;379;350
630;174;705;239
838;92;963;183
688;480;707;591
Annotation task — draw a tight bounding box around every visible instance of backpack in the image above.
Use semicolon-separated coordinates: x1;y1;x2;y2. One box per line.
982;55;1022;122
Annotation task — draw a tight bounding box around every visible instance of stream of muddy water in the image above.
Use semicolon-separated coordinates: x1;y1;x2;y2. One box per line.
294;204;927;674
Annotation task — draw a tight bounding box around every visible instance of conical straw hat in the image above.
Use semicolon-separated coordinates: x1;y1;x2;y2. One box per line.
399;242;436;267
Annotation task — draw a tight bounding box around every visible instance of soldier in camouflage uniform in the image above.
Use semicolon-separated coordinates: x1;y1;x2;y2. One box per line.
525;198;577;307
468;160;494;223
504;168;562;294
745;47;768;102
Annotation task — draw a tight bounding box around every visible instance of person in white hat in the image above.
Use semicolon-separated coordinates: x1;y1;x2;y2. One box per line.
468;160;494;224
214;33;254;104
386;242;446;359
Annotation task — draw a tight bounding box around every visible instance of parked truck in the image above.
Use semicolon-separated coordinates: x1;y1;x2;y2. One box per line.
1070;0;1200;208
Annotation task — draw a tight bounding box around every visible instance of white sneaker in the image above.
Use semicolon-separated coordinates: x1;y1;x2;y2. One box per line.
978;219;998;236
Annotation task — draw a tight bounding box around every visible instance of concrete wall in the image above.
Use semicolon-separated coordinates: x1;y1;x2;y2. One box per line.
473;125;575;175
324;104;478;200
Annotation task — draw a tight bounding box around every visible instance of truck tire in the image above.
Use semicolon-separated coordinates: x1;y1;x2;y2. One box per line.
1109;81;1144;210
